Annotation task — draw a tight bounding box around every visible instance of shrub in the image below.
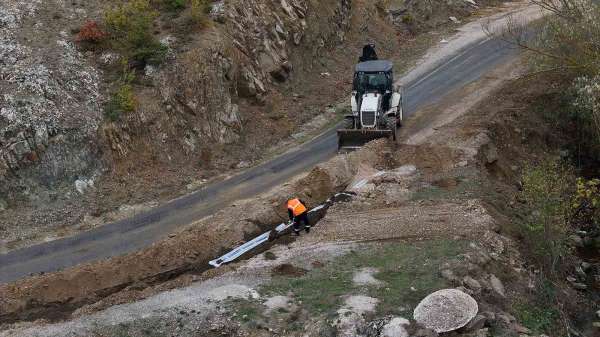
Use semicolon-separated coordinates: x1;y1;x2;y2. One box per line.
190;0;211;25
76;20;107;43
401;14;414;25
529;0;600;77
487;1;600;163
569;75;600;157
163;0;186;10
520;159;574;272
105;62;137;121
104;0;167;65
571;177;600;230
105;81;137;121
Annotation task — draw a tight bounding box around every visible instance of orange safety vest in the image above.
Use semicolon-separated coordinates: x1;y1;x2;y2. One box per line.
287;198;307;216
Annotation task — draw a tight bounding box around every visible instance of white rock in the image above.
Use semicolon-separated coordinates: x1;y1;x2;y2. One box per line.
352;267;384;287
381;317;410;337
100;52;120;65
236;161;251;169
264;295;291;312
394;164;418;176
206;284;259;301
413;288;478;333
75;179;92;194
449;16;461;24
160;35;176;47
342;295;379;314
145;65;157;77
463;276;481;291
336;296;379;337
489;274;505;297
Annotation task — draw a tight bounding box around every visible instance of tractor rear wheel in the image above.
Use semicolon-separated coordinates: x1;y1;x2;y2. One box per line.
385;117;398;141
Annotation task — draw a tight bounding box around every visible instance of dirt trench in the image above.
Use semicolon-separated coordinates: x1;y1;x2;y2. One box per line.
0;141;392;325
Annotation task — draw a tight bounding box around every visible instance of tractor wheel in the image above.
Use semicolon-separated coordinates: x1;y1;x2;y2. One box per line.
342;117;355;130
385;117;398;141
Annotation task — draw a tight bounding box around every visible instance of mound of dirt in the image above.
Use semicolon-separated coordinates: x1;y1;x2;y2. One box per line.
272;263;308;277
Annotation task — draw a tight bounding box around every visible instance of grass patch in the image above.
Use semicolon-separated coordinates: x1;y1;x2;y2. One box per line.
227;298;264;323
513;302;559;334
264;251;277;260
262;240;465;317
511;279;561;335
411;175;480;202
365;240;464;316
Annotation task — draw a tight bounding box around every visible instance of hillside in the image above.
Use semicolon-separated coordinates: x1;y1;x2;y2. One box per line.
0;0;508;251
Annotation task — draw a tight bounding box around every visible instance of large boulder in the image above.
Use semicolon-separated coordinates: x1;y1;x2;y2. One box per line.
413;288;478;333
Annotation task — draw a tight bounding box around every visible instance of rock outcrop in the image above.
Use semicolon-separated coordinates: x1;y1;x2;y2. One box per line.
102;0;354;162
0;0;102;204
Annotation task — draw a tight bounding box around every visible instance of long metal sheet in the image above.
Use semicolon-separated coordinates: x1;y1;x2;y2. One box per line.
208;231;272;267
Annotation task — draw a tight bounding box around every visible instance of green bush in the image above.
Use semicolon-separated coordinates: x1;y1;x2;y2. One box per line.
520;159;574;272
163;0;186;10
571;177;600;232
528;1;600;77
506;1;600;160
105;0;167;65
401;14;414;25
189;0;211;25
104;67;137;122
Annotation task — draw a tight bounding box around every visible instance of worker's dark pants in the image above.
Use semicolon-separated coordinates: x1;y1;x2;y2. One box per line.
293;212;310;233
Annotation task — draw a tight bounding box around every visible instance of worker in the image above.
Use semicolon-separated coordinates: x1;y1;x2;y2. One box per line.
287;197;310;235
359;43;378;62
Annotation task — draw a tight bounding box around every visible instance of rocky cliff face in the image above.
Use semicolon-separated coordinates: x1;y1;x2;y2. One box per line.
0;1;103;206
101;0;353;167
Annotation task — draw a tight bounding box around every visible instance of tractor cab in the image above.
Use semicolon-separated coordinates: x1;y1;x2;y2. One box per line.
353;60;394;112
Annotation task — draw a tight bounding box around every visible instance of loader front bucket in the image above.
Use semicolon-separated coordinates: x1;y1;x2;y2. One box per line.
337;129;393;151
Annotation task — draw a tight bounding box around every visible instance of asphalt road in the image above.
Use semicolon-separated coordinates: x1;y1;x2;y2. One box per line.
0;36;519;284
